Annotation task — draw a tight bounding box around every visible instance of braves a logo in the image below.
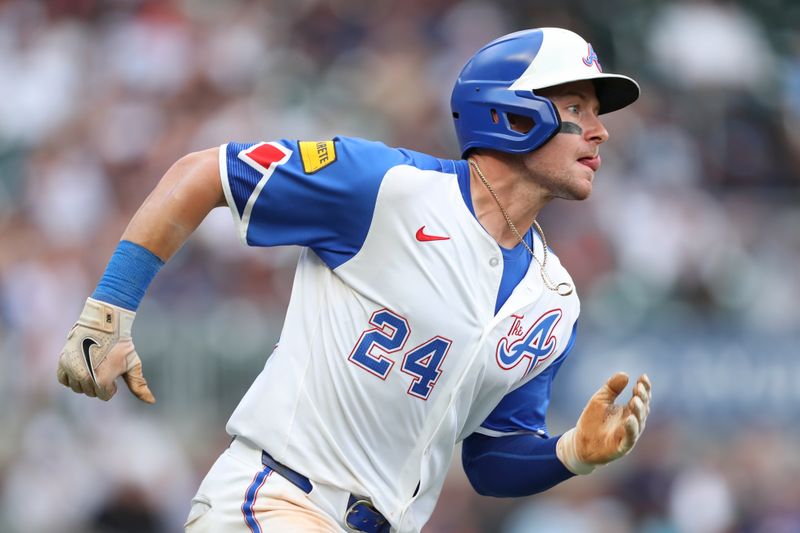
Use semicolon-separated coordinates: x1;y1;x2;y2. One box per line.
582;43;602;72
496;309;562;375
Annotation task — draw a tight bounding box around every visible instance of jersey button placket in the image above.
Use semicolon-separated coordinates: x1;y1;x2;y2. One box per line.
488;256;500;267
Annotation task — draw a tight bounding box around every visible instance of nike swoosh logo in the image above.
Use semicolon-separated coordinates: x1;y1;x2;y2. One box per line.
416;226;450;242
81;337;99;386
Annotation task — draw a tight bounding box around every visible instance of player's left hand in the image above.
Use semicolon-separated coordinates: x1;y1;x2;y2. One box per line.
556;372;651;474
56;298;155;403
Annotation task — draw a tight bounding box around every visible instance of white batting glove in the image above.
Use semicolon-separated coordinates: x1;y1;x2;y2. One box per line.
56;298;155;403
556;372;651;475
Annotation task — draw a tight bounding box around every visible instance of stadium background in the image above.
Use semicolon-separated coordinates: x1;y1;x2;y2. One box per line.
1;0;799;531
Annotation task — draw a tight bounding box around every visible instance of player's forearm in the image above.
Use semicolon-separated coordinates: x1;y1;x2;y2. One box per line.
122;147;225;261
91;147;224;312
461;432;574;497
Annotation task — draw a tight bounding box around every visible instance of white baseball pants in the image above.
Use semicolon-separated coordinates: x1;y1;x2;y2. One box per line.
184;439;346;533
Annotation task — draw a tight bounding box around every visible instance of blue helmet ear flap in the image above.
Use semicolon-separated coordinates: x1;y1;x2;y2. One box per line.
451;84;561;157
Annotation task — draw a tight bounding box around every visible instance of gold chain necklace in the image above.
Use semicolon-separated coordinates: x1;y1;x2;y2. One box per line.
469;159;574;297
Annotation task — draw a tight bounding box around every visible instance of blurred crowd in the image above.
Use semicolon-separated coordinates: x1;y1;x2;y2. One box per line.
1;0;799;532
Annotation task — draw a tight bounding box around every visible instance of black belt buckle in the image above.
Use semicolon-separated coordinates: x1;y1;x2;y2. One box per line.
345;495;389;533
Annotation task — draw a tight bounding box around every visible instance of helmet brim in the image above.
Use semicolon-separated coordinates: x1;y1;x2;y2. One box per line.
592;75;640;114
532;73;640;115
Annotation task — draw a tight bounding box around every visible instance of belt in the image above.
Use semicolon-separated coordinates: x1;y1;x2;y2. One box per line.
260;449;312;493
259;449;390;533
344;494;391;533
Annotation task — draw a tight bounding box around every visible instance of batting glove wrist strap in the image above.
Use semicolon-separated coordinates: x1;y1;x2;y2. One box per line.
556;428;596;475
79;297;136;337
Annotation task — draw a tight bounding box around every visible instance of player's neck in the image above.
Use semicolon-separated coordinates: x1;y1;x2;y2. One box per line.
468;153;549;248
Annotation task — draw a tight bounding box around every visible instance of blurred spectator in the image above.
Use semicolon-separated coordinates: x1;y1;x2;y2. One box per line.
647;0;775;91
668;467;735;533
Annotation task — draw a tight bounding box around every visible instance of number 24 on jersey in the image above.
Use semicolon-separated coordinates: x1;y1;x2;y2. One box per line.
348;308;452;400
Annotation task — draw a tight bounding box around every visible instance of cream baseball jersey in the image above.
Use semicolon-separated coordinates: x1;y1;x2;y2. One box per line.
219;137;580;533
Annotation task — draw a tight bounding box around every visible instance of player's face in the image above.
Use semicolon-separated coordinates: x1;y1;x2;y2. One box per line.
520;80;609;201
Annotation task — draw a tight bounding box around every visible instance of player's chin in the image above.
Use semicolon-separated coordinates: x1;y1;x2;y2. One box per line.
563;175;594;201
571;167;595;199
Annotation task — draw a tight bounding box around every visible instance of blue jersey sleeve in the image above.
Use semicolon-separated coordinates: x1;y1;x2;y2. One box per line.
479;321;578;437
221;137;453;269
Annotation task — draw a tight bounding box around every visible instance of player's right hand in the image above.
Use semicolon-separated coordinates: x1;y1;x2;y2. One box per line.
56;298;155;404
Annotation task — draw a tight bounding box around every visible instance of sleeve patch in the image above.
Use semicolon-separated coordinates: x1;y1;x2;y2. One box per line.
239;142;293;177
299;141;337;173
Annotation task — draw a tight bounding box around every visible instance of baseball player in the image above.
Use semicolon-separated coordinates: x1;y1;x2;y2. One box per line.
57;27;651;533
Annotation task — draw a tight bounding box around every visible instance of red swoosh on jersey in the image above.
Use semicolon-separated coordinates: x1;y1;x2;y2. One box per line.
416;226;450;242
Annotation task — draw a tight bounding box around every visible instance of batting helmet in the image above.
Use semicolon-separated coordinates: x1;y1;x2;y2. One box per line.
451;28;640;157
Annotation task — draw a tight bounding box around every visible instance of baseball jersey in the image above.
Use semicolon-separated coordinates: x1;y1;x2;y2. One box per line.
219;137;580;533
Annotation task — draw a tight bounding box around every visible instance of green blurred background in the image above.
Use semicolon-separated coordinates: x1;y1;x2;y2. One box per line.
1;0;799;531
